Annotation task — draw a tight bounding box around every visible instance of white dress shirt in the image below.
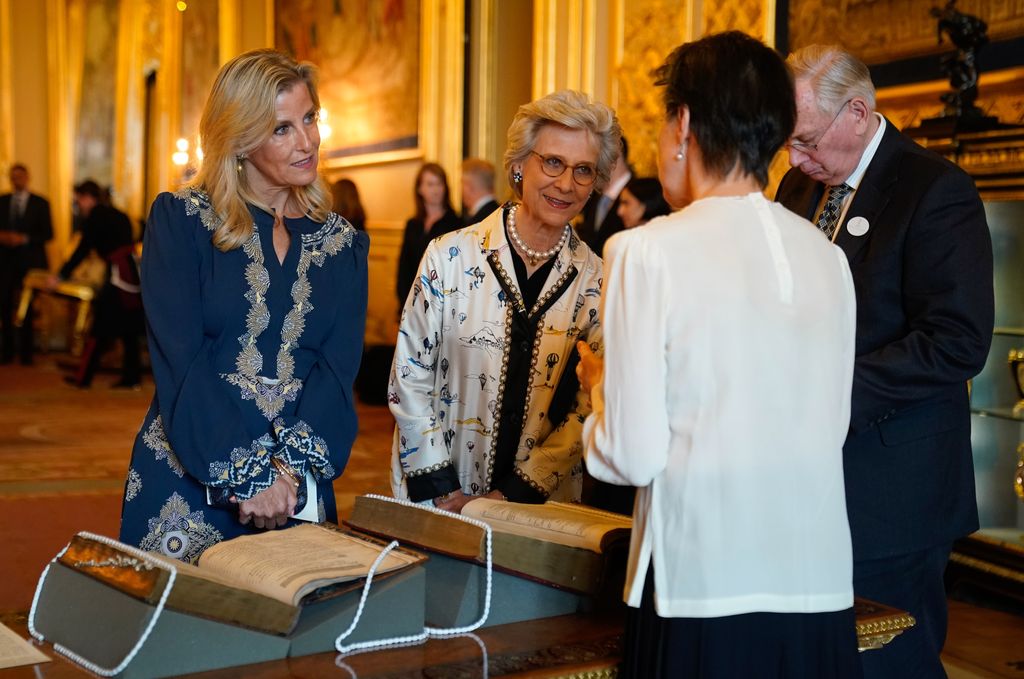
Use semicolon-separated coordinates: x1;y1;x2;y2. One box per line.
816;113;887;241
583;192;856;618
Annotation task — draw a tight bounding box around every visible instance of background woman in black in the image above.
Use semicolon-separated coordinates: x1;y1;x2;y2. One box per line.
395;162;461;305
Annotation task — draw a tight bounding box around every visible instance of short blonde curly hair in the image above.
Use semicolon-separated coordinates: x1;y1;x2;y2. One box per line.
503;90;621;198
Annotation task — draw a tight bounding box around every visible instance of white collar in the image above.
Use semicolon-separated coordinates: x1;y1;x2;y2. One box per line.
843;113;886;190
603;171;631;200
469;195;495;215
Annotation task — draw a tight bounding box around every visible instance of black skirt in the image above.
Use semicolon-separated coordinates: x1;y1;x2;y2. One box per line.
621;566;863;679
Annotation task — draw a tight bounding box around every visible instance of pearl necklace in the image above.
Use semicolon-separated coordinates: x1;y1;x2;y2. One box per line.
506;204;570;265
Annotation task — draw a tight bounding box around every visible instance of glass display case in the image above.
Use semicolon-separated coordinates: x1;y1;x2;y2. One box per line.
911;126;1024;603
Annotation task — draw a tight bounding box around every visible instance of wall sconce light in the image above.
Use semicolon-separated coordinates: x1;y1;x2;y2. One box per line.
172;137;190;166
319;108;333;142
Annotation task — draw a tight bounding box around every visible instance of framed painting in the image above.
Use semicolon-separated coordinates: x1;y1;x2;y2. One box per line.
275;0;422;166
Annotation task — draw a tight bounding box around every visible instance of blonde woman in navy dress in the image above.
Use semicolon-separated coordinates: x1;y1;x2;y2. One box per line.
578;33;861;677
118;50;368;562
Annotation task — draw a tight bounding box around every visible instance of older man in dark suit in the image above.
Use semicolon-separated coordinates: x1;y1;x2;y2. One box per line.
460;157;499;226
0;163;52;364
576;136;630;257
776;45;993;679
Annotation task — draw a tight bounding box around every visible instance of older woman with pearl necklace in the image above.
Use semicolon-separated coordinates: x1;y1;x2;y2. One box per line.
389;89;620;513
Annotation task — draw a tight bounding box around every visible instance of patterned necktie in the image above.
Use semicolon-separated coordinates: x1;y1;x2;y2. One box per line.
816;183;852;240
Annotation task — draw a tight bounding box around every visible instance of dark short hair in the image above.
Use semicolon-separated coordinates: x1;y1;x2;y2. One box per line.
73;179;102;199
654;31;795;186
626;176;671;222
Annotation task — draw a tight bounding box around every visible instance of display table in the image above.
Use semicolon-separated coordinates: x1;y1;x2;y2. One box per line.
15;269;95;356
2;611;620;678
1;598;912;678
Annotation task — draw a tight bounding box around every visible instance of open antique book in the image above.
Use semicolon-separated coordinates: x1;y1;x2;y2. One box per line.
58;524;424;635
345;496;631;594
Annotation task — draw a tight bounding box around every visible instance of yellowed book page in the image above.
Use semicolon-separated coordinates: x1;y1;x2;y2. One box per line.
462;499;631;552
147;551;246;590
197;524;421;605
0;621;50;669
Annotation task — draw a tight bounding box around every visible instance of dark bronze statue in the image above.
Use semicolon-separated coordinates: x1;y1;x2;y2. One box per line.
931;0;988;120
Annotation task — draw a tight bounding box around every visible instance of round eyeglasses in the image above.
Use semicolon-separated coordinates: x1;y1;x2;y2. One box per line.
787;99;851;154
530;151;598;186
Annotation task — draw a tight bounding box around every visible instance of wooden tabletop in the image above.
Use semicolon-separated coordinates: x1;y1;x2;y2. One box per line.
0;611;623;678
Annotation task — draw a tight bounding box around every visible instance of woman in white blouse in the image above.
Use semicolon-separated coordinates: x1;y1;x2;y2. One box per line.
578;32;861;678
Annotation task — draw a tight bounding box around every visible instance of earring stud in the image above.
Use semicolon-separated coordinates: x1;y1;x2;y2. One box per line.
512;169;523;183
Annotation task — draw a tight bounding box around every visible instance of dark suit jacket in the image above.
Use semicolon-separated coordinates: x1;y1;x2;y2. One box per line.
776;120;993;561
396;209;462;305
463;198;499;227
576;189;625;257
59;204;134;280
0;192;52;271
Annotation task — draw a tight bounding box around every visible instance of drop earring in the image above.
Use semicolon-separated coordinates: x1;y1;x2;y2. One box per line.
236;155;245;173
675;146;686;161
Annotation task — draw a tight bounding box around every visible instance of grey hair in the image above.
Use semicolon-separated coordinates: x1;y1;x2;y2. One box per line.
461;157;496;191
787;45;876;115
503;89;621;198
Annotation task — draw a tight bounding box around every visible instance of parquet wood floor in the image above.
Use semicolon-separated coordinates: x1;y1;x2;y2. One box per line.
1;357;1022;676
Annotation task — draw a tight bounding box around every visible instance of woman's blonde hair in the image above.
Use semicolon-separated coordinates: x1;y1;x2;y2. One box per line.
190;49;332;252
503;90;621;198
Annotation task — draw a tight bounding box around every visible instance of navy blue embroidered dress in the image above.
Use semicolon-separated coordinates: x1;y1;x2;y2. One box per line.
119;189;368;563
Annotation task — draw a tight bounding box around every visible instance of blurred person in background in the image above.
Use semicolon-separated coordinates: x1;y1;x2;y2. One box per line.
54;180;142;388
577;135;631;256
331;177;366;231
460;157;499;226
616;176;671;229
0;163;52;365
395;162;461;305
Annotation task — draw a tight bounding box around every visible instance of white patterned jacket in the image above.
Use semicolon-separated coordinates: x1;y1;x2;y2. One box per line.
389;206;603;502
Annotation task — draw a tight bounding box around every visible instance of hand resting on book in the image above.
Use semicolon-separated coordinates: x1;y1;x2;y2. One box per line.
437;488;507;514
232;475;297;529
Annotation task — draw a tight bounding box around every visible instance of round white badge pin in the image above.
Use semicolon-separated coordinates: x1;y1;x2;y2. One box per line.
847;216;869;237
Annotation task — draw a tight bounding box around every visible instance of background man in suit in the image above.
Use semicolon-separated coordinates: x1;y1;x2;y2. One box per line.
460;158;499;226
576;135;630;256
776;45;993;678
0;163;52;364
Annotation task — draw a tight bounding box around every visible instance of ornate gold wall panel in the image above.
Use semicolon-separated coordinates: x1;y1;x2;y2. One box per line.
0;0;11;188
47;0;74;258
180;0;219;155
613;0;689;176
76;0;118;186
533;0;601;98
789;0;1024;65
702;0;772;42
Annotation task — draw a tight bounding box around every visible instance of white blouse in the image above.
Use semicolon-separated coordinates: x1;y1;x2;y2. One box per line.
583;192;856;618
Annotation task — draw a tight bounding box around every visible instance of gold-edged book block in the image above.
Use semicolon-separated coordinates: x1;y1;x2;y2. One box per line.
855;597;916;651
